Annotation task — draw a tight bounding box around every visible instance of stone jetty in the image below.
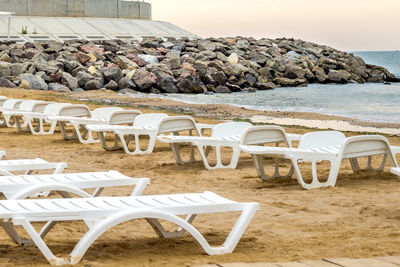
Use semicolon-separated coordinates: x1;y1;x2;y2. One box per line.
0;37;398;93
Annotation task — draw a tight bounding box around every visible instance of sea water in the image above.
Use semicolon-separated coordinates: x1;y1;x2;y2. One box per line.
135;51;400;123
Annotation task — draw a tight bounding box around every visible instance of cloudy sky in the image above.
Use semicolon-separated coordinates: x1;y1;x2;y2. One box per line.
147;0;400;51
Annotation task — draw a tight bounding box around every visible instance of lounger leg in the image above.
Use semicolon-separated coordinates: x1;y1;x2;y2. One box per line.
16;219;69;265
37;120;57;135
69;206;258;264
293;158;340;190
118;133;155;155
0;221;33;245
70;124;99;144
98;132;122;151
252;155;294;180
146;214;197;238
129;178;150;196
169;143;196;164
59;122;78;140
14;117;24;133
197;145;240;170
350;154;389;173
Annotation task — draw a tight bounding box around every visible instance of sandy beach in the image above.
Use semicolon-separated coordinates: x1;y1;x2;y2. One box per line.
1;87;400;267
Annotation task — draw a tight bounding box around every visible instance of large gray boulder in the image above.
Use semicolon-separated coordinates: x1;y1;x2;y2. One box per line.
18;74;48;90
61;72;78;90
76;71;94;88
132;69;157;92
103;66;122;82
0;62;11;77
177;75;207;93
327;69;351;83
0;78;16;88
284;64;306;79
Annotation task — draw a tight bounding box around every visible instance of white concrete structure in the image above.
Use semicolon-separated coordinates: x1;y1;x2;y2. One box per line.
0;1;199;42
0;16;199;42
0;11;13;40
0;0;152;19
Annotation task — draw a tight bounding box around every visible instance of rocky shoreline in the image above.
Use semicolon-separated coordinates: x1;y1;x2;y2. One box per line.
0;37;399;94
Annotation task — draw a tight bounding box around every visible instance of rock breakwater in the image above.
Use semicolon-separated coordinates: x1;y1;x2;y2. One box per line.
0;37;398;93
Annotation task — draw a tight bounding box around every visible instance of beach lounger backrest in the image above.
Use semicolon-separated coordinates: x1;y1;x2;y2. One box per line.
157;116;199;134
2;99;23;110
43;103;72;115
240;125;291;146
299;131;346;149
58;104;91;117
18;100;50;113
341;135;395;159
134;113;168;128
91;107;124;120
108;110;142;125
212;122;252;139
0;96;8;106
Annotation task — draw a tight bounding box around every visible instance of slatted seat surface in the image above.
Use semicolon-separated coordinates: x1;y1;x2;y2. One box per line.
0;191;249;220
240;145;341;157
0;158;65;172
0;171;144;191
47;116;105;124
87;124;157;132
0;158;47;166
159;135;241;143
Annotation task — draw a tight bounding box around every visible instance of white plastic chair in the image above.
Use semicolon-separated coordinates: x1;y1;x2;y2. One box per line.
0;191;258;265
241;134;398;189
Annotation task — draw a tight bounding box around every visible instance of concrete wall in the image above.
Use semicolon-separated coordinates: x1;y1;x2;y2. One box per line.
0;0;152;19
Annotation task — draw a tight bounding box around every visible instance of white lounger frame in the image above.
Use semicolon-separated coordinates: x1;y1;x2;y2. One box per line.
241;130;398;189
0;158;67;176
9;103;72;135
3;100;51;129
0;99;24;126
159;123;302;170
0;170;150;200
48;107;142;144
87;114;204;155
0;191;258;265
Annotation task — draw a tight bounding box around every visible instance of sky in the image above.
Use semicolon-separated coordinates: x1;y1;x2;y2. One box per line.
147;0;400;51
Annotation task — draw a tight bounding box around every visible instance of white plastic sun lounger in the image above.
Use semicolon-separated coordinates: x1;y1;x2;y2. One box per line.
0;158;67;176
159;123;302;170
0;191;258;265
0;96;8;106
159;122;252;169
0;99;24;126
87;114;204;154
47;107;142;144
241;133;398;189
9;102;72;135
0;170;150;200
2;100;52;130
